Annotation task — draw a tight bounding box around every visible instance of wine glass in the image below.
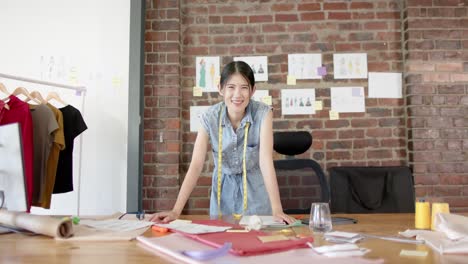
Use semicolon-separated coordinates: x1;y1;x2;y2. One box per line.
309;202;332;233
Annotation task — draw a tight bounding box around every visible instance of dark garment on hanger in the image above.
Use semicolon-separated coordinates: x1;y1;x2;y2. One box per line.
330;166;415;213
53;105;87;194
29;103;58;206
0;95;35;211
37;104;65;209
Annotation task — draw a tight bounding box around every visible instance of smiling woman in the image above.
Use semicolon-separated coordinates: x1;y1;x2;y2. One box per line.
151;61;295;225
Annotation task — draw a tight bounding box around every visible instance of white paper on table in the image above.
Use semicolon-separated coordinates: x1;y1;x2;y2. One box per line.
233;56;268;82
326;231;361;239
288;53;322;79
196;56;220;92
322;249;370;258
190;106;210;132
239;216;286;226
333;53;368;79
311;244;370;258
154;220;232;234
331;87;365;113
281;88;315;115
325;231;363;244
368;72;402;98
80;219;154;232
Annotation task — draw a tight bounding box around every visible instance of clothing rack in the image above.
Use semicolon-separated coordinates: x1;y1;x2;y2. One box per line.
0;72;87;216
0;72;86;92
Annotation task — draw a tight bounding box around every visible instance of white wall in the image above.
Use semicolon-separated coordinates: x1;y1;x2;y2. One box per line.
0;0;130;215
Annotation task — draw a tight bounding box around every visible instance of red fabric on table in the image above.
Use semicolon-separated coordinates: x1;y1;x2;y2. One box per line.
177;219;313;256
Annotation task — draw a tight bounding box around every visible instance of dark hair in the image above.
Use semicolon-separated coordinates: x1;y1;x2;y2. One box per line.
220;61;255;90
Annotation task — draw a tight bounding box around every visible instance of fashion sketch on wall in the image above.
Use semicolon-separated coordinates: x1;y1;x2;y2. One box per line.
233;56;268;82
196;56;220;93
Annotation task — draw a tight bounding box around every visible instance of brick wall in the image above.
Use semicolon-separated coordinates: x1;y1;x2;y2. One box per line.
404;0;468;212
144;0;468;213
143;0;182;211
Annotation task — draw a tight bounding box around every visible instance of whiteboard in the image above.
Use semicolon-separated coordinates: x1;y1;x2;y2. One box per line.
0;0;139;215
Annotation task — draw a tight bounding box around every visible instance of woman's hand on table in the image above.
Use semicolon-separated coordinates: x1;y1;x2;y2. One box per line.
149;210;179;223
273;211;297;225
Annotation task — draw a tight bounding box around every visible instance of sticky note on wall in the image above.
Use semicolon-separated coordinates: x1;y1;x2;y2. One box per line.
329;110;339;120
315;101;323;111
287;75;296;85
193;86;202;97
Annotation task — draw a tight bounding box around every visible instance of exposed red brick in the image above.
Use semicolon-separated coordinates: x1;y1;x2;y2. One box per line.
249;15;273;23
328;12;352;20
300;12;325;21
275;14;299;22
324;3;348;10
298;3;321;11
271;4;295;12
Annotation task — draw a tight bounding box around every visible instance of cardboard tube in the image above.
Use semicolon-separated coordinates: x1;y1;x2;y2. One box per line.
0;209;73;238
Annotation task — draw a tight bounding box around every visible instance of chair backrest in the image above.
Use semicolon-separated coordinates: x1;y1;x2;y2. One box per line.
274;131;312;157
329;166;415;213
273;131;329;214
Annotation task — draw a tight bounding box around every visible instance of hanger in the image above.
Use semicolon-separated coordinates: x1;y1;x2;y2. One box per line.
29;91;47;104
46;91;67;106
0;83;10;110
0;82;9;95
12;87;42;104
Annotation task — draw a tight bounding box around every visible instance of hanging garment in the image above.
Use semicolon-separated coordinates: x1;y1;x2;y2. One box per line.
0;95;34;211
0;100;6;121
53;105;87;194
37;103;65;208
29;103;58;206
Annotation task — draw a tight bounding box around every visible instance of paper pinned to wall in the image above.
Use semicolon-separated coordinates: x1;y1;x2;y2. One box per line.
233;56;268;82
288;53;322;80
196;56;220;92
190;106;210;132
333;53;368;79
281;89;315;116
368;72;402;98
251;90;269;102
331;87;365;113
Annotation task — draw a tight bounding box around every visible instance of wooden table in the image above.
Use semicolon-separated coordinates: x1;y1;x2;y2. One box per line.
0;214;465;264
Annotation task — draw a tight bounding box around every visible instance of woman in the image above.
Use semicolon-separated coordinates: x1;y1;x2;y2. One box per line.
151;61;295;224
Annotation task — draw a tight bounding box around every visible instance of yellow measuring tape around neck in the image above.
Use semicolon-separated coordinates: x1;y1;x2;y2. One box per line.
217;104;250;218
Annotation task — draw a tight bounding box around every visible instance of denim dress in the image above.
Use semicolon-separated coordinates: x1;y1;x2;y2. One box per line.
200;100;272;216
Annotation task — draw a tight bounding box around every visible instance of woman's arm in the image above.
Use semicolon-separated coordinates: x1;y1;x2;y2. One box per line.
258;111;296;224
150;126;209;222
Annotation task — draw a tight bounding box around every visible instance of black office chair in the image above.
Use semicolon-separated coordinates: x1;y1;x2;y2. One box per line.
273;131;329;214
329;166;415;213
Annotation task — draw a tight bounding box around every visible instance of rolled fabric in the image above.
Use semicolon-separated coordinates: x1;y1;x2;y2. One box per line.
434;213;468;240
0;209;73;238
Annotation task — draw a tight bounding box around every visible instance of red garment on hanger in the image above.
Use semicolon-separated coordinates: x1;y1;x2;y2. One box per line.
0;95;34;211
